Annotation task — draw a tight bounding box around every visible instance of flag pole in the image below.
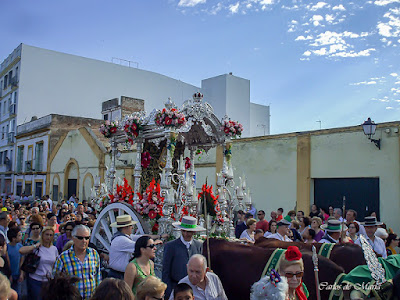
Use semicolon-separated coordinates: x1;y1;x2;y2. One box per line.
312;245;321;300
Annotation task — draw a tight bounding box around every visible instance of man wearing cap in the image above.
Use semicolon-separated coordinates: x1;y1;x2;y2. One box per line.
266;219;292;242
162;216;205;298
355;216;387;258
319;219;347;244
108;214;167;279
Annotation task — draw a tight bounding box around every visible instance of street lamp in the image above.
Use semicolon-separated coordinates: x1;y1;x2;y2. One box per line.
362;117;381;150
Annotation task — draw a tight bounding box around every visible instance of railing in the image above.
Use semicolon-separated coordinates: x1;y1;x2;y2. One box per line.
25;161;32;172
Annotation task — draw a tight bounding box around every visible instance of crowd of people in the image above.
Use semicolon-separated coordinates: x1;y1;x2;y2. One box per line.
0;195;226;300
0;193;398;300
235;205;399;259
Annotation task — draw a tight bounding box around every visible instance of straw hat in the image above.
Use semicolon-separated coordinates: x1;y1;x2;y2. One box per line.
110;215;137;228
320;219;347;232
361;216;383;227
172;216;205;232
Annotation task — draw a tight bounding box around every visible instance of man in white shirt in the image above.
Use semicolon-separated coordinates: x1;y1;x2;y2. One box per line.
267;219;292;242
355;216;387;258
108;214;167;279
45;195;53;209
333;208;344;222
169;254;227;300
319;219;347;244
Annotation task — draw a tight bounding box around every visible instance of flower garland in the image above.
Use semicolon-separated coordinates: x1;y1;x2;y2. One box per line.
135;179;164;220
109;178;134;206
222;119;243;138
185;157;191;170
198;184;224;224
141;151;151;169
99;120;118;138
122;116;142;144
155;108;186;128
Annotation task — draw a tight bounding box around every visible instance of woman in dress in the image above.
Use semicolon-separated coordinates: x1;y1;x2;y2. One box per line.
347;222;359;244
278;246;308;300
264;220;278;237
386;233;399;256
124;236;156;295
20;226;59;300
240;218;257;243
310;217;324;242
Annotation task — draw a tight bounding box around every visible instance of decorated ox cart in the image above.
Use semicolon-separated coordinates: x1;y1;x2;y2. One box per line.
90;93;249;272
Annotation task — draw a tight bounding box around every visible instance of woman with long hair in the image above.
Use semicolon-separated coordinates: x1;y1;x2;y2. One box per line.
310;217;324;242
264;220;278;237
124;236;156;295
20;227;59;300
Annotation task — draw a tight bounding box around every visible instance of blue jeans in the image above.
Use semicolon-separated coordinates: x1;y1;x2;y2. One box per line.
11;275;21;296
27;276;43;300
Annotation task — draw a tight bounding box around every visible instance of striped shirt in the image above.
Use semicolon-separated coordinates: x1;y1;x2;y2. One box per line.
53;247;101;299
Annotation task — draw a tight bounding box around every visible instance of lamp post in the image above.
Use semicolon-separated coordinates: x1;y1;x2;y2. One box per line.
362;118;381;150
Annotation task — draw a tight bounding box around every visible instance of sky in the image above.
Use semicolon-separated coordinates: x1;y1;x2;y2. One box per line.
0;0;399;134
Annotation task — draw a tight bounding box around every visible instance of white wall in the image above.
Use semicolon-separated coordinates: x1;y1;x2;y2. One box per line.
250;103;270;136
18;44;199;125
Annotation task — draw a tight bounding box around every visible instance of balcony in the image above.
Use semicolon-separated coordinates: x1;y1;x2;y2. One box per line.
9;104;16;116
10;76;18;87
7;132;14;144
25;161;33;172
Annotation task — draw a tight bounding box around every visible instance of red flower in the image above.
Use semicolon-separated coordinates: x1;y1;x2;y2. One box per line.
165;117;172;125
110;127;117;133
148;210;157;219
131;123;137;131
185;157;191;170
152;222;159;233
285;246;302;261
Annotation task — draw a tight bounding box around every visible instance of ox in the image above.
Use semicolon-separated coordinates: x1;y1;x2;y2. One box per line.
203;238;344;300
255;237;366;273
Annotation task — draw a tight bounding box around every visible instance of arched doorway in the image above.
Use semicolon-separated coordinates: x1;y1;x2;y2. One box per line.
64;159;79;200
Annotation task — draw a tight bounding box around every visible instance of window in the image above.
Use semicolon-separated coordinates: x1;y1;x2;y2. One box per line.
35;181;43;198
3;150;7;164
0;152;3;165
103;114;108;121
16;182;22;196
8;71;12;86
53;185;59;201
15;67;18;80
3;75;7;89
1;127;3;139
25;182;32;195
35;143;44;172
17;146;23;173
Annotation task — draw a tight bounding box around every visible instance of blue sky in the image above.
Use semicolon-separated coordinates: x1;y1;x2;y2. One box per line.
1;0;399;134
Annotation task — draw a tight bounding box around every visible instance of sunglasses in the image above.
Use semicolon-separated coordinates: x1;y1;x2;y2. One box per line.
146;244;156;249
32;227;41;230
75;236;90;240
285;271;304;279
19;218;25;220
65;229;73;232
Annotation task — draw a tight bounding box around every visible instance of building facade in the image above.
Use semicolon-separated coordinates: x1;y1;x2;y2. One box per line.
0;43;270;194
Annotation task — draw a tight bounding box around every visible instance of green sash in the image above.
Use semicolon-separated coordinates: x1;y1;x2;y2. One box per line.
261;248;286;278
318;243;335;259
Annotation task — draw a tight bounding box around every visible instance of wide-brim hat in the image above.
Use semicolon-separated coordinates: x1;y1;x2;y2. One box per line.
361;216;383;227
320;219;347;232
110;215;137;228
172;216;205;232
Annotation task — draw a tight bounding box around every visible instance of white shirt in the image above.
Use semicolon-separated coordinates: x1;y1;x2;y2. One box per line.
169;272;228;300
263;231;273;238
46;198;53;208
30;245;58;282
180;235;192;249
267;232;292;242
108;234;141;272
356;234;387;258
240;230;254;242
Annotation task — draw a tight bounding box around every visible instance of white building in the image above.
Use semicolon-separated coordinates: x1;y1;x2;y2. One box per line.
0;43;270;194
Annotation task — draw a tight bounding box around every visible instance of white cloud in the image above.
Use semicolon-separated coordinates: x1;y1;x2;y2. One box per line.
325;14;335;23
313;48;327;55
332;4;346;11
396;81;400;84
209;3;223;14
386;106;394;109
374;0;400;6
378;22;393;37
303;50;312;56
229;2;240;14
350;81;378;86
178;0;206;7
311;15;324;26
391;73;399;76
295;35;313;41
310;2;329;11
331;48;376;57
260;0;274;4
